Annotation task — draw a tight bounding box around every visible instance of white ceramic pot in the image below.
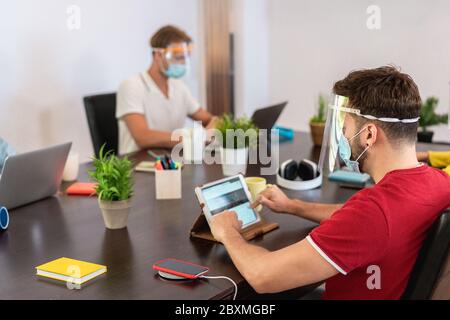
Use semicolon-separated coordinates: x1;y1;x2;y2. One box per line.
220;147;248;176
98;199;132;230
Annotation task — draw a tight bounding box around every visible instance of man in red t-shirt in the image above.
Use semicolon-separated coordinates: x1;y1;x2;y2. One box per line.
209;66;450;300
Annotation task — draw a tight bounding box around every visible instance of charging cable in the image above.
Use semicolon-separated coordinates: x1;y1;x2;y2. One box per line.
200;275;238;300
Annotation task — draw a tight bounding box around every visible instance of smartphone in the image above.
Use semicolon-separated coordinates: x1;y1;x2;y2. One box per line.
153;259;209;279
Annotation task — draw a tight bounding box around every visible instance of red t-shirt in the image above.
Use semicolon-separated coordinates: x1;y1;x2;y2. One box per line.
308;165;450;300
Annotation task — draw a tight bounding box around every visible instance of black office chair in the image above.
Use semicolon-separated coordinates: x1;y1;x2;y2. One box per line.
402;209;450;300
83;93;118;158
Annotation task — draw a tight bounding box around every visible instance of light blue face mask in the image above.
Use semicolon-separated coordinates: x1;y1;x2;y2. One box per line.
154;43;191;79
338;127;370;173
164;63;187;79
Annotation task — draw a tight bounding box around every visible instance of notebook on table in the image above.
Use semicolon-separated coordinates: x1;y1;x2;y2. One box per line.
66;183;97;196
36;257;107;285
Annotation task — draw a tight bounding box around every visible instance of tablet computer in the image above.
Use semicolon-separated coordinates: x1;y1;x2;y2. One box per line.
195;175;261;229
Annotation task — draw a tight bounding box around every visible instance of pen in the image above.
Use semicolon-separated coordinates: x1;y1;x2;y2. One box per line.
161;158;169;170
147;150;161;160
164;155;174;170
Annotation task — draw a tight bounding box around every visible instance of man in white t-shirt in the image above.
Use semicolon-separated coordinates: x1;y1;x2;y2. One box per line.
117;25;217;155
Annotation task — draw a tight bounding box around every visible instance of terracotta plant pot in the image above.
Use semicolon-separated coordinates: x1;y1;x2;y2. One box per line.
310;122;326;147
98;199;132;230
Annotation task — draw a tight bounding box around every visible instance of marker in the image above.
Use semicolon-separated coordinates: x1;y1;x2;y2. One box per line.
161;158;169;170
165;155;175;170
155;157;164;171
147;150;161;159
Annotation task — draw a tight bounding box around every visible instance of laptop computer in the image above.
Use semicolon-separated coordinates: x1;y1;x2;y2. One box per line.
251;101;288;131
0;142;72;210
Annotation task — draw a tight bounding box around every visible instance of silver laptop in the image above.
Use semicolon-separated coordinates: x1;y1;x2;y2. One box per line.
0;142;72;210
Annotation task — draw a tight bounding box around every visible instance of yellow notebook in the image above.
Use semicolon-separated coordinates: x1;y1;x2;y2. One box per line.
36;257;107;285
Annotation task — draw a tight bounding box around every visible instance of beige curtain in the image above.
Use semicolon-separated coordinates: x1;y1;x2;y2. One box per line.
203;0;232;116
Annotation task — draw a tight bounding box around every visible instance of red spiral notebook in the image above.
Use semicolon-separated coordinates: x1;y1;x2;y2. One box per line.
66;183;97;196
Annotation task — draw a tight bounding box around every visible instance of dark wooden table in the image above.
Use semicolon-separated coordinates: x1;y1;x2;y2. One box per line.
0;132;448;300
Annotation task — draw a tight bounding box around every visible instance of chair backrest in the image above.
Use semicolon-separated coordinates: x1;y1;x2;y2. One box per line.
402;209;450;300
83;93;118;157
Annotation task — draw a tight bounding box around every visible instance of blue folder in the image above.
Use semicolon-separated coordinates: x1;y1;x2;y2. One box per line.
273;126;295;142
328;170;371;188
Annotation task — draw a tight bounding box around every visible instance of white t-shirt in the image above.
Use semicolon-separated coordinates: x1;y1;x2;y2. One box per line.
116;72;201;155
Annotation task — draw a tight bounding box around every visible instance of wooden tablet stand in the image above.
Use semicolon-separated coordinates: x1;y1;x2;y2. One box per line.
190;212;279;244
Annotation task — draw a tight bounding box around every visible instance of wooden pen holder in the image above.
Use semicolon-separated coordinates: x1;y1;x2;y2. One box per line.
155;169;182;200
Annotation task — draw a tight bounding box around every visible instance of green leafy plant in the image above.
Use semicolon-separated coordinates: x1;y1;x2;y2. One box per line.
216;114;259;149
310;94;328;124
419;97;448;132
89;145;133;202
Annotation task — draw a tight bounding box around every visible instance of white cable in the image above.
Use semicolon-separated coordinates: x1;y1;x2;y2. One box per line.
200;275;238;300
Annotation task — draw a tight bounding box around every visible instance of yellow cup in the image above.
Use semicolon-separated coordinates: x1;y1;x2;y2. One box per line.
245;177;267;212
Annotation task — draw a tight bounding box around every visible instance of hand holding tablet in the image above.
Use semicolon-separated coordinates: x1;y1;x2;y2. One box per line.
195;175;261;230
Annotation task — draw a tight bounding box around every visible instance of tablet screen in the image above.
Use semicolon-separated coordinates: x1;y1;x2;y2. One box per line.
201;177;258;226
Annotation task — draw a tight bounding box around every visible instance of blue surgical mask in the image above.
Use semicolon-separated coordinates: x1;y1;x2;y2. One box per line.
164;63;187;79
338;127;370;173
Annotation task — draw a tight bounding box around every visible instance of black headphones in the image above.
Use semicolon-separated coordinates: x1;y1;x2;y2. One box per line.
277;159;322;190
279;159;319;181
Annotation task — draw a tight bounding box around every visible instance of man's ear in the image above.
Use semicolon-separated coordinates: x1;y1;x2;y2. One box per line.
152;50;160;61
365;123;378;147
154;51;168;68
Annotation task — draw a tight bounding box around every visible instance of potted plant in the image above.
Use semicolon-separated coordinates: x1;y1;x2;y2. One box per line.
310;94;328;146
216;114;259;176
418;97;448;143
89;146;134;230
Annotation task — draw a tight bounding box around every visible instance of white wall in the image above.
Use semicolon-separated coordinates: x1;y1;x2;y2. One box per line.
265;0;450;142
232;0;271;117
0;0;203;161
2;0;449;162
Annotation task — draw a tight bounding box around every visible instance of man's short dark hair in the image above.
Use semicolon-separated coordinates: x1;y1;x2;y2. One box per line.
150;25;192;49
333;66;422;144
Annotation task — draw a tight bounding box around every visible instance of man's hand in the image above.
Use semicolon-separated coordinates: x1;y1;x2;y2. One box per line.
209;211;243;243
251;185;293;214
206;116;219;130
417;151;430;163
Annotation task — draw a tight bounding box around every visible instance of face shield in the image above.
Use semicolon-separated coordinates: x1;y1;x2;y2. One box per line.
318;94;349;175
318;94;420;175
153;42;192;79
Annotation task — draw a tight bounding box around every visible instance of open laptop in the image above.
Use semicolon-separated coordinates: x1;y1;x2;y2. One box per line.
251;101;288;131
0;142;72;210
